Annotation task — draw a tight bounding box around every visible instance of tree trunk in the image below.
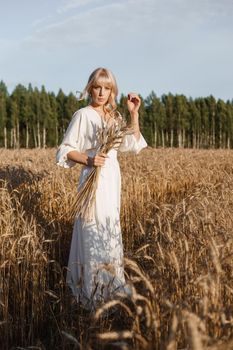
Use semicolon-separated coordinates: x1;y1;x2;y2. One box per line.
13;127;17;149
4;127;7;148
182;129;185;147
37;120;41;148
10;129;13;148
26;123;29;148
227;136;230;149
187;132;191;148
212;124;215;148
178;130;182;148
55;124;58;146
33;127;37;148
154;125;157;148
193;132;196;149
43;127;46;148
219;122;222;148
16;121;20;148
170;129;174;148
162;130;165;148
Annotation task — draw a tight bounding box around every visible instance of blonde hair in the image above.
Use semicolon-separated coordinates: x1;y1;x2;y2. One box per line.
80;67;118;114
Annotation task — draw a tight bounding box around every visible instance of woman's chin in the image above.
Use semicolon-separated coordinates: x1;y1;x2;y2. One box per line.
92;100;107;107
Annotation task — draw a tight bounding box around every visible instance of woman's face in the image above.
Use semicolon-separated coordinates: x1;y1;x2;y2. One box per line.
90;83;111;107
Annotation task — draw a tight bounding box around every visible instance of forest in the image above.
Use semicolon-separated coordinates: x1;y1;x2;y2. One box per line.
0;80;233;149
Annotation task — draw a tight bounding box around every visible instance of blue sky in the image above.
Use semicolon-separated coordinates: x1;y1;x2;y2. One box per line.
0;0;233;100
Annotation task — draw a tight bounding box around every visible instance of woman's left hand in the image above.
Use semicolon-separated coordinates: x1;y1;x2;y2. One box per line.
127;93;141;115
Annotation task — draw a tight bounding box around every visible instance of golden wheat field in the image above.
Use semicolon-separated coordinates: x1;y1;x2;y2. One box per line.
1;147;233;350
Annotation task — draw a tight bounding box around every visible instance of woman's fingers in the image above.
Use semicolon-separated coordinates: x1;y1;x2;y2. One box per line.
99;152;108;158
127;92;141;112
87;153;109;167
128;92;140;102
93;153;108;166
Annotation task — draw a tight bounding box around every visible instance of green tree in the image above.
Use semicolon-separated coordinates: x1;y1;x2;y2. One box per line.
0;81;8;147
48;92;59;146
173;95;189;148
144;91;165;147
161;93;176;147
56;89;67;141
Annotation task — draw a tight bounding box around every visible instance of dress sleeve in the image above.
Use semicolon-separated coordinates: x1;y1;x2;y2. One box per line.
56;110;86;168
119;132;147;154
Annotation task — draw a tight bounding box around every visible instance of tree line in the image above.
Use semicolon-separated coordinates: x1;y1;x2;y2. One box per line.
0;80;233;149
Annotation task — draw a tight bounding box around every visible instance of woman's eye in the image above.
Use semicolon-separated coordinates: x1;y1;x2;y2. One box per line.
93;85;110;91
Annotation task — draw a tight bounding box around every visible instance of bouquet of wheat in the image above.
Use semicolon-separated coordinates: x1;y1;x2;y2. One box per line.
67;111;133;222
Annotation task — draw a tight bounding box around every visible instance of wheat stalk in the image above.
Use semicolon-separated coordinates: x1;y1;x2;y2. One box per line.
67;111;134;222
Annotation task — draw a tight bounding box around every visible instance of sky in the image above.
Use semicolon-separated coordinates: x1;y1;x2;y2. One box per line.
0;0;233;101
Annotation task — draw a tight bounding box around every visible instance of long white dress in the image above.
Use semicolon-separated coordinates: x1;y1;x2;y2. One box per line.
56;106;147;309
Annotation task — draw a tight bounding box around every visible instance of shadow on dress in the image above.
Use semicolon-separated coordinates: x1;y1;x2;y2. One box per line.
66;212;132;311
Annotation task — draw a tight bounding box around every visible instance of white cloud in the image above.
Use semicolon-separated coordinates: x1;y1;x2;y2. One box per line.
22;0;157;50
1;0;233;99
21;0;233;54
57;0;100;14
32;15;53;28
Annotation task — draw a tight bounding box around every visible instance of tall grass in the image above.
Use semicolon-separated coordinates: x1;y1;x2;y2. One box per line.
0;148;233;349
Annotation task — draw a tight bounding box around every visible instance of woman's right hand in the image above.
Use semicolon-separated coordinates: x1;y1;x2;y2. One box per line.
87;153;108;167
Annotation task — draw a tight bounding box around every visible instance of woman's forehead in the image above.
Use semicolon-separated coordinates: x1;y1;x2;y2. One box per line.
94;76;112;87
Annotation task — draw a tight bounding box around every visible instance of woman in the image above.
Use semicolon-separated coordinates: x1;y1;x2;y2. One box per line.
56;67;147;310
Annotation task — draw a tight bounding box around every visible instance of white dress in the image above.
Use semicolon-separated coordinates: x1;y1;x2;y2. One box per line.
56;106;147;309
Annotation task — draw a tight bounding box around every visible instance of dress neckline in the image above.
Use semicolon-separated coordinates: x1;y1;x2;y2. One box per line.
87;105;113;126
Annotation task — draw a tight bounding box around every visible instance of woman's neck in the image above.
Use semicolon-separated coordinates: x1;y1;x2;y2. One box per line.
88;104;113;123
89;104;105;115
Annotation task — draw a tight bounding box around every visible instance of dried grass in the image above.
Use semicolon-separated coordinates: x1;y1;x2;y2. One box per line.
1;148;233;349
